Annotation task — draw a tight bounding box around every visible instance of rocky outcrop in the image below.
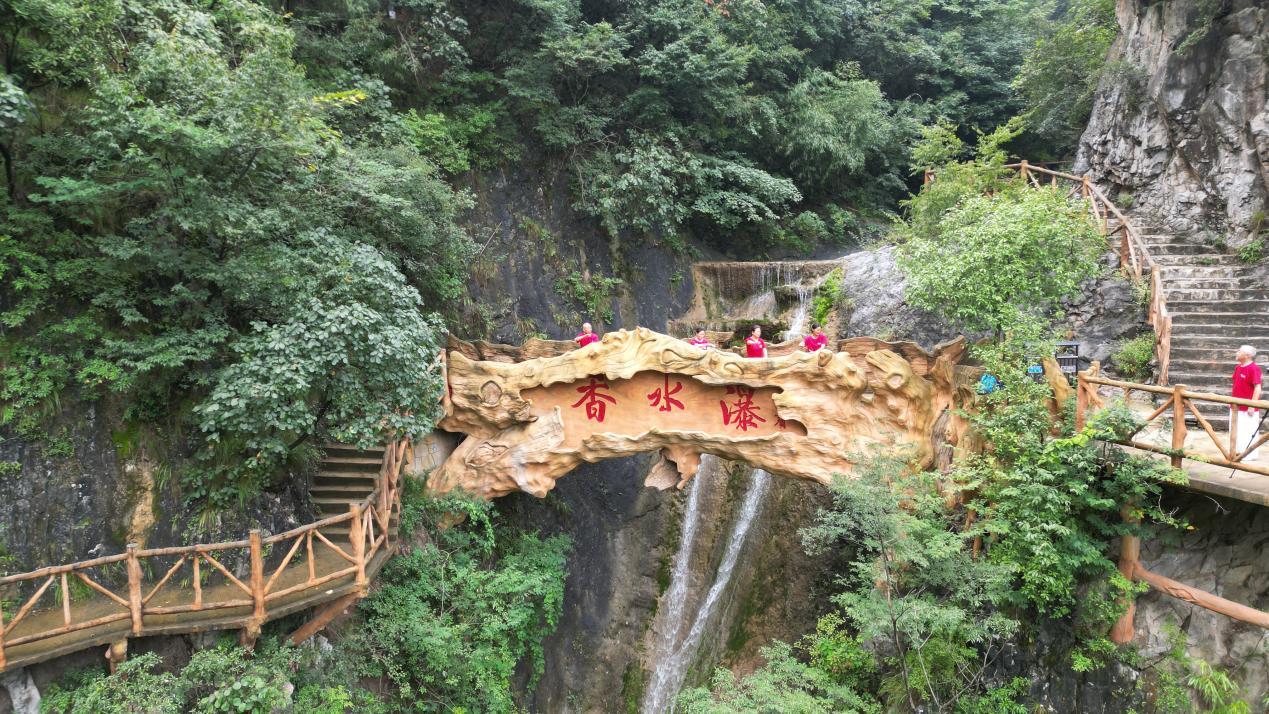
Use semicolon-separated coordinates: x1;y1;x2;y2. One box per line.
432;329;970;499
1134;489;1269;706
1075;0;1269;243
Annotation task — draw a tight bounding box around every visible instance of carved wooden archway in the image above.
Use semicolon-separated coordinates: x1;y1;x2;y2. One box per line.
432;328;970;499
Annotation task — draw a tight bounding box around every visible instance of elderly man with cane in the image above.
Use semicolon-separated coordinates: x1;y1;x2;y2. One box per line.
1230;345;1263;461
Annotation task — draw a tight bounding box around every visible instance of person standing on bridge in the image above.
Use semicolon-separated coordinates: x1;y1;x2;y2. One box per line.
575;322;601;348
745;325;767;358
1231;345;1263;459
802;322;829;352
688;327;713;349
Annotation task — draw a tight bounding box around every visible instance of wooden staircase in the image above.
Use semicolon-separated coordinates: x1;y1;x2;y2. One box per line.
314;443;398;539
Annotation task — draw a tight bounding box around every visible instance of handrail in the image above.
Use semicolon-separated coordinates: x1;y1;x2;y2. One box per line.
0;438;410;672
1074;367;1269;639
1075;368;1269;476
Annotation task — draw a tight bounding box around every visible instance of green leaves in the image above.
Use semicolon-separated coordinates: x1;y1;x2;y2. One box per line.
0;0;472;505
899;179;1104;339
349;489;571;712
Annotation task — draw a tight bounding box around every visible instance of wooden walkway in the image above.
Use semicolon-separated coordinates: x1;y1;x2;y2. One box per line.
0;440;409;673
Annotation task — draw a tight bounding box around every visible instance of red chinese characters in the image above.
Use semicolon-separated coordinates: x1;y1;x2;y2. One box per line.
720;386;766;432
571;377;617;422
646;374;685;413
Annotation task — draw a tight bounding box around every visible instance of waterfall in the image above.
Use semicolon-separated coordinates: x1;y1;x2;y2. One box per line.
782;283;815;341
642;465;772;713
654;458;711;651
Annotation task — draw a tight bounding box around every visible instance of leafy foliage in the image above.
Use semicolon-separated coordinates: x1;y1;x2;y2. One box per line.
898;139;1103;340
1013;0;1118;155
1110;333;1156;382
344;488;571;712
40;641;319;714
677;641;879;714
1;0;471;505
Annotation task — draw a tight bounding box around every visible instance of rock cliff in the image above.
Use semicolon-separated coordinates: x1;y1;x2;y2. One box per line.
1076;0;1268;243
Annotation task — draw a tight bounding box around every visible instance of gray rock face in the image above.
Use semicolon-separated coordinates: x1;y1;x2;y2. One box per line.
0;670;39;714
1075;0;1268;243
1064;252;1149;368
0;401;314;594
836;247;955;348
1135;489;1269;707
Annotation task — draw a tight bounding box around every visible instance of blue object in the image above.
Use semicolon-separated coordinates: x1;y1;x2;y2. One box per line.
978;373;1000;394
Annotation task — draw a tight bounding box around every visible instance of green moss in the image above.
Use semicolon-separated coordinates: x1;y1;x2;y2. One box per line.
0;461;20;478
812;268;846;326
621;661;648;713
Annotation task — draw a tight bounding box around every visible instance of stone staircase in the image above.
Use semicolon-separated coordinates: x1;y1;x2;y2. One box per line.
314;443;387;539
1127;218;1269;431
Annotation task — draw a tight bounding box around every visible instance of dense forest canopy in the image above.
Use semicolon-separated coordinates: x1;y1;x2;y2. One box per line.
0;0;1115;505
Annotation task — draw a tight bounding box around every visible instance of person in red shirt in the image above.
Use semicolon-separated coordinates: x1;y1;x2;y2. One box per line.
744;325;767;358
802;322;829;352
687;328;713;349
1231;344;1263;459
574;322;600;348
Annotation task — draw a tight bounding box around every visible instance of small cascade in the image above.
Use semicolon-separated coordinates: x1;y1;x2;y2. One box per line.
782;283;815;341
642;466;772;714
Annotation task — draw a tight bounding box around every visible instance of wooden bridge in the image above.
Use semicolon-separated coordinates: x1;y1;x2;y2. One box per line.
0;440;409;673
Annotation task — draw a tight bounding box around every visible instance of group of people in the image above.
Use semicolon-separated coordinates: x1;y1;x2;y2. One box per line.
573;321;831;357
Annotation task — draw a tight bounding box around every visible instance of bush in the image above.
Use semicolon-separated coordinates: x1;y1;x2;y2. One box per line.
1111;333;1155;381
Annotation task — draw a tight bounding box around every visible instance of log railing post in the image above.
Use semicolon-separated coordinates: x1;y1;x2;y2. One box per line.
1082;175;1091;199
1229;407;1240;463
1019;159;1029;182
1111;502;1141;644
0;602;7;670
245;529;265;647
350;503;367;595
126;544;143;636
1171;385;1187;468
1075;371;1089;431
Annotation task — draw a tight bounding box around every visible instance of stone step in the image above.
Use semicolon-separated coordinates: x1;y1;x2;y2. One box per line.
310;483;375;495
1170;329;1269;343
1170;336;1269;350
1167;370;1248;389
1161;266;1259;279
320;456;383;469
321;443;384;456
1164;278;1261;291
1140;242;1227;256
1166;299;1269;313
314;471;380;484
1166;288;1269;301
1169;347;1269;362
1152;253;1244;267
1170;311;1269;324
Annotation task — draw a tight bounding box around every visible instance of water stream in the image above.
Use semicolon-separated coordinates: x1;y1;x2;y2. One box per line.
642;464;772;713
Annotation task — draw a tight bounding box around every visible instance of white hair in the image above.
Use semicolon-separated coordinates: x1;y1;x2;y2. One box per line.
1238;345;1257;358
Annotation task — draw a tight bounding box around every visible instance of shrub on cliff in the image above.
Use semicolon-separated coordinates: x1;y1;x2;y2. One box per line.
0;1;471;507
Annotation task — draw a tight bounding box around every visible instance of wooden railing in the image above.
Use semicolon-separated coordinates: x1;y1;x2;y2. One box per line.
1074;368;1269;640
0;439;409;673
1075;367;1269;477
923;161;1173;384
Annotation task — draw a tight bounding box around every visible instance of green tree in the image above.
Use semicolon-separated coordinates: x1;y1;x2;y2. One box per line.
898;182;1103;340
1013;0;1117;155
0;1;472;505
